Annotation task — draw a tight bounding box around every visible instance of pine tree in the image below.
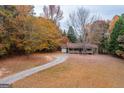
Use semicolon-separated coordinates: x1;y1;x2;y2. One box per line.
63;30;67;36
67;26;77;43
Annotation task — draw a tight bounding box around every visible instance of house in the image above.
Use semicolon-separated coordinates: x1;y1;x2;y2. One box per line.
61;43;98;54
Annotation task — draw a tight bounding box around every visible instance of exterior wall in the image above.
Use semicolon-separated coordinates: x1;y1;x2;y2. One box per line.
61;48;67;53
61;43;98;54
68;48;81;54
67;48;98;54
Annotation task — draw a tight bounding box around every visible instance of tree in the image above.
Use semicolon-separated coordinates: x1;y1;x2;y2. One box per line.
90;20;109;45
0;5;17;56
109;16;123;54
67;26;77;43
0;6;35;54
67;7;99;44
108;15;119;33
10;16;62;53
62;29;67;36
90;20;109;53
108;14;124;57
0;25;9;56
43;5;63;25
0;5;16;24
116;34;124;58
0;5;16;17
0;5;63;56
15;5;35;16
59;29;69;44
67;7;89;43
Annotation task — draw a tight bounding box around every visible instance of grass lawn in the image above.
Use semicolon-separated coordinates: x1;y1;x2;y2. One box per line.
0;52;62;79
12;54;124;88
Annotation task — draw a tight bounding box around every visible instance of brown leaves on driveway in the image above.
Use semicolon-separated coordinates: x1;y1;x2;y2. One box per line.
0;52;61;79
13;54;124;88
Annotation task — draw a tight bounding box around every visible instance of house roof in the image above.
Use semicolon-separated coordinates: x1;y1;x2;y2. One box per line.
61;43;98;49
67;43;83;48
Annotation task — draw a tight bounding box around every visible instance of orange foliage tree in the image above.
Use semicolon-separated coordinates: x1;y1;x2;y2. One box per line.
0;5;63;56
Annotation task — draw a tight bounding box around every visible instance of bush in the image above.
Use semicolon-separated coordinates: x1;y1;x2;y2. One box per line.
116;50;124;58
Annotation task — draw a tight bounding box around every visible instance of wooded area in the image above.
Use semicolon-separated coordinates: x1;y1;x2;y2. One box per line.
0;5;124;58
0;5;65;57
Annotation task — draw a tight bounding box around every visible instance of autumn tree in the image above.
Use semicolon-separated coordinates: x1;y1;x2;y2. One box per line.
0;6;35;54
0;25;9;56
90;20;109;45
89;20;109;53
9;16;62;53
0;5;63;56
0;5;16;18
0;5;17;56
108;15;119;33
58;29;68;44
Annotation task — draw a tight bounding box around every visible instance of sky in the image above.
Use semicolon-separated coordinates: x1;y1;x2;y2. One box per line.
34;5;124;29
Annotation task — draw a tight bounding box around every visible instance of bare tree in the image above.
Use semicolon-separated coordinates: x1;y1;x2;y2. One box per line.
43;6;49;18
43;5;63;25
68;7;89;43
67;7;100;43
15;5;35;16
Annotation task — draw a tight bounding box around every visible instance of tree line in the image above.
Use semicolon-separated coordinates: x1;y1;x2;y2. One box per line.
0;5;64;57
0;5;124;58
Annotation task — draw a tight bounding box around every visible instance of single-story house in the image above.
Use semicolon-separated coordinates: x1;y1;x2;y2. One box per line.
61;43;98;54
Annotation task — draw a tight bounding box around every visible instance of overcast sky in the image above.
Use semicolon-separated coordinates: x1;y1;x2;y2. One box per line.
34;5;124;29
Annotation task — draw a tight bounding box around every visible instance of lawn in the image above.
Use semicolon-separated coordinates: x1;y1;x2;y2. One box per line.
12;54;124;88
0;52;62;79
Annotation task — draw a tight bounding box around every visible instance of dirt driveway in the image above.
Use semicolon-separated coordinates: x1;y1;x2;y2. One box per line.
13;54;124;88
